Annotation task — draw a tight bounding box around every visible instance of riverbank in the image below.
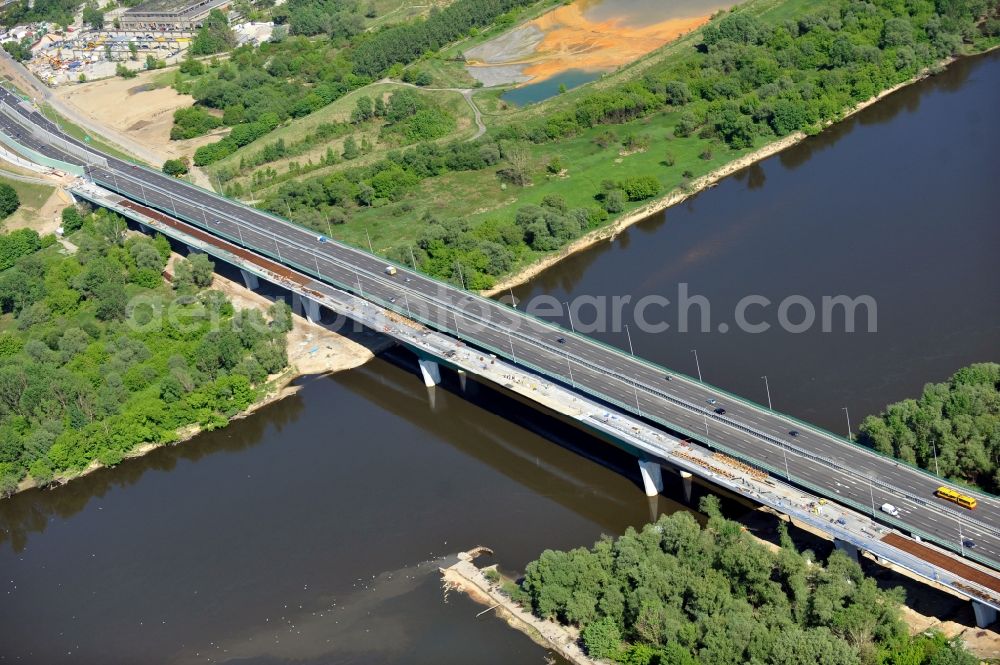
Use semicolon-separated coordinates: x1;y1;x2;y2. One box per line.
441;549;600;665
483;48;996;298
10;267;387;497
444;541;1000;661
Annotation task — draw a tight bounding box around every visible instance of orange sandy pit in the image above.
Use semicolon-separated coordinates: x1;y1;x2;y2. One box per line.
521;3;710;82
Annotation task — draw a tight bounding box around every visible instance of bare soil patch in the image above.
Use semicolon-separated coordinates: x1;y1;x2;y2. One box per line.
53;70;216;161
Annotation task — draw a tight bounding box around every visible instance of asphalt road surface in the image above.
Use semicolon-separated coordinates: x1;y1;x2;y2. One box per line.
1;87;997;570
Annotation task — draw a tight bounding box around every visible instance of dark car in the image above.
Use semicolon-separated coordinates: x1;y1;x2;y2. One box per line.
714;407;726;415
664;375;672;381
789;430;799;437
963;538;976;549
557;337;566;344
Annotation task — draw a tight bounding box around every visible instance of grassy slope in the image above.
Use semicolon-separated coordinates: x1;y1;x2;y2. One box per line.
343;0;826;253
38;103;139;163
207;83;478;189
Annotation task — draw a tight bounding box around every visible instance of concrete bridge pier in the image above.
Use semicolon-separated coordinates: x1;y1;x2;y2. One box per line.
291;293;322;324
240;269;259;291
458;369;467;392
834;539;859;562
186;244;203;255
418;359;442;388
680;470;693;503
972;600;997;628
638;460;664;497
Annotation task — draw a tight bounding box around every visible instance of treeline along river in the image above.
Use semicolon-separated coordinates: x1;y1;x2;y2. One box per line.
0;51;998;664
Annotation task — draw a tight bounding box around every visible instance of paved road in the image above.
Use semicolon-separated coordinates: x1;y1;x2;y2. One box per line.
0;51;166;166
1;86;998;570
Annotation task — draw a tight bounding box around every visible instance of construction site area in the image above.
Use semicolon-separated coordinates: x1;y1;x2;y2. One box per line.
1;0;273;86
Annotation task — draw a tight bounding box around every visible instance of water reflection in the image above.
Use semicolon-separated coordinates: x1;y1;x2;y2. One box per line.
0;393;306;553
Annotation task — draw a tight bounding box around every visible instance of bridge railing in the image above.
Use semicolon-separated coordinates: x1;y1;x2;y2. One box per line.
0;124;86;176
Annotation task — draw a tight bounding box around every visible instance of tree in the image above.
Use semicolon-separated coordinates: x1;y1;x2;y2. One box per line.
190;9;236;56
341;136;359;160
81;2;103;29
858;363;999;492
0;182;20;219
582;616;622;660
116;63;137;79
603;189;626;213
61;206;84;233
162;158;190;176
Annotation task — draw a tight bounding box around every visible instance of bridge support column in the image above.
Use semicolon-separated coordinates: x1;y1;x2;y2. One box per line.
418;359;441;388
240;269;259;291
972;600;997;628
638;460;663;497
834;539;859;562
186;244;203;255
458;369;467;392
680;470;693;503
303;297;321;324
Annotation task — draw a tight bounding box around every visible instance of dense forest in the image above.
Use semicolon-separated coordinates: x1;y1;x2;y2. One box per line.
0;206;292;496
510;499;977;665
859;363;1000;493
229;0;999;288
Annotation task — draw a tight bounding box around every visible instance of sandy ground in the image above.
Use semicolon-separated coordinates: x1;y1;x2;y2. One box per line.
2;186;71;235
52;70;222;162
442;553;599;665
466;2;711;86
483;52;988;297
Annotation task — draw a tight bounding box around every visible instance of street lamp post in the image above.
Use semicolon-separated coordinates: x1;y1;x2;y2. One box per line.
507;331;518;365
625;324;635;356
564;301;576;334
931;440;940;476
868;474;876;517
762;375;772;410
366;226;374;254
843;407;853;440
691;349;702;382
781;443;790;480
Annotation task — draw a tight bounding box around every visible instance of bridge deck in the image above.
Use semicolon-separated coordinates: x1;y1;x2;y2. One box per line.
882;533;1000;598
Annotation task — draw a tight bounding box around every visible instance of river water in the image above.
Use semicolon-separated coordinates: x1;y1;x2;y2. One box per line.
1;52;998;664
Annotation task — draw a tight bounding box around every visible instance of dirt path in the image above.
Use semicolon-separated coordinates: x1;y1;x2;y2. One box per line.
378;78;486;140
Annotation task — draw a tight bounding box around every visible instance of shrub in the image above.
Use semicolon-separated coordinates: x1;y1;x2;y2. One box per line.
0;182;19;218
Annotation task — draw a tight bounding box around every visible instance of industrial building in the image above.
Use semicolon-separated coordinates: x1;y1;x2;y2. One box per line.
119;0;229;31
